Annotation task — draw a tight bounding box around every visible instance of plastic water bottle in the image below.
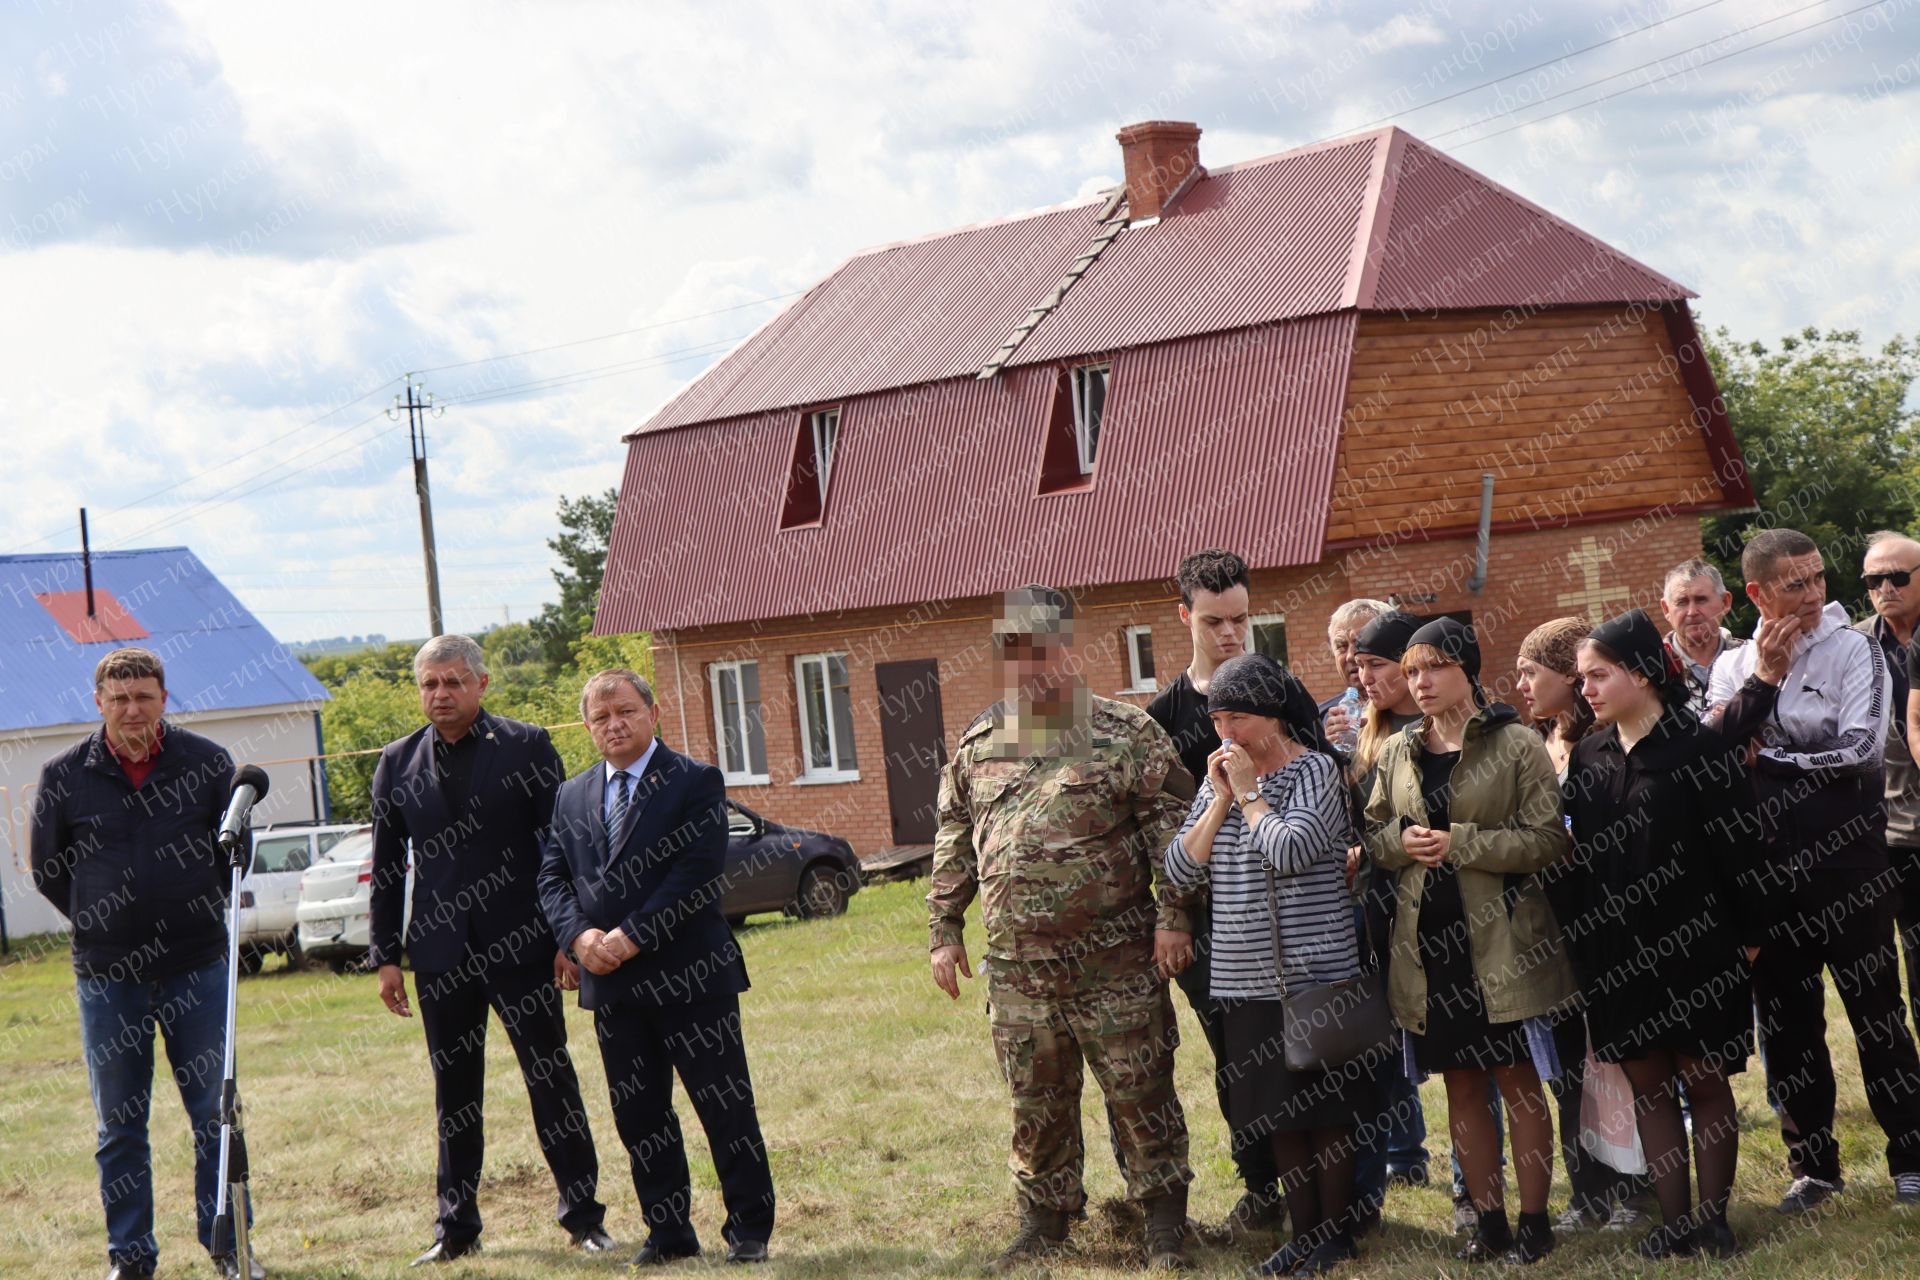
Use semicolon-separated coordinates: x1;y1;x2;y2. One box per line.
1335;686;1362;750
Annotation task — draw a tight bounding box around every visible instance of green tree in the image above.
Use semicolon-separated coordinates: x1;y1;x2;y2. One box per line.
532;487;619;670
1701;326;1920;631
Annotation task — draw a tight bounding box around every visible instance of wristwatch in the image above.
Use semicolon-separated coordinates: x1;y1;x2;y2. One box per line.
1238;787;1262;805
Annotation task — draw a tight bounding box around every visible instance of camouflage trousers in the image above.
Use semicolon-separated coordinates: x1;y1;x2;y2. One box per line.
985;955;1190;1213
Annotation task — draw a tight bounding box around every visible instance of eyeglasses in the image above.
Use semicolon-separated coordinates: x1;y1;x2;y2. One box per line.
1865;568;1919;590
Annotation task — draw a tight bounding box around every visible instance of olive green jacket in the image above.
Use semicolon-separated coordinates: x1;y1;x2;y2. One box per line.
1364;704;1576;1033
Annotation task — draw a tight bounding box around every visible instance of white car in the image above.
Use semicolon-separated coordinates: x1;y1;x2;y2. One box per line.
237;822;369;973
296;831;411;972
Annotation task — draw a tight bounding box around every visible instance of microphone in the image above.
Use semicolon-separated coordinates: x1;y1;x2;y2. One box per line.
218;765;272;849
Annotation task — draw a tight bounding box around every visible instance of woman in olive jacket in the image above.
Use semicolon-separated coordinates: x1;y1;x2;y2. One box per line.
1365;617;1576;1264
1562;609;1770;1259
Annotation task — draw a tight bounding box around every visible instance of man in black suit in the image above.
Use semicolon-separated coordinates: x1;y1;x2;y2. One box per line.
369;634;611;1266
538;668;776;1266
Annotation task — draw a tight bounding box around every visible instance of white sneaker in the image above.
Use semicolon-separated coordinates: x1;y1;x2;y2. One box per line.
1894;1172;1920;1208
1604;1202;1645;1231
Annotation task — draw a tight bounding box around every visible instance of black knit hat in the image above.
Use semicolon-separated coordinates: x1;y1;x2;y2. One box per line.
1206;654;1336;757
1588;607;1681;686
1354;610;1423;662
1406;616;1481;681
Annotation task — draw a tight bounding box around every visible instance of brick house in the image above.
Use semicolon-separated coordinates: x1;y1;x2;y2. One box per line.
595;121;1752;858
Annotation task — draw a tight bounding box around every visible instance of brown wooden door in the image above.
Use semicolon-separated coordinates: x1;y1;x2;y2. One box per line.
875;659;947;845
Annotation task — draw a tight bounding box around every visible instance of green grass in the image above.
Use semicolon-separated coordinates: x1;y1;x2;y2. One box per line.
3;880;1919;1277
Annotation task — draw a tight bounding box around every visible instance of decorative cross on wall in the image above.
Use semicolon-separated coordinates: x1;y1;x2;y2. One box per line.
1556;535;1633;621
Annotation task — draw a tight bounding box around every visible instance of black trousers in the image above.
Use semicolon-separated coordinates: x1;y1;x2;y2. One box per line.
1755;865;1920;1182
594;993;776;1251
1892;844;1920;1037
415;959;603;1244
1175;919;1282;1197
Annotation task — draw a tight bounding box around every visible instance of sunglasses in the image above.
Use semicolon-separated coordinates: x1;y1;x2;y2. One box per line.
1865;568;1919;590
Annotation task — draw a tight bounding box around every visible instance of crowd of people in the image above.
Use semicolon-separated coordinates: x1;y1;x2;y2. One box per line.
928;530;1920;1275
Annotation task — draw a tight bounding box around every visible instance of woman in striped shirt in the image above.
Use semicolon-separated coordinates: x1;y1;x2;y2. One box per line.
1165;654;1366;1277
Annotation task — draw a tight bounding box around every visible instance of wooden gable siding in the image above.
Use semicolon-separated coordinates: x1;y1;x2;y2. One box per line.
1326;304;1721;544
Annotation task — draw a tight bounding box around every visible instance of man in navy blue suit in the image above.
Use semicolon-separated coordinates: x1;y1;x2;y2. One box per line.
369;635;611;1266
538;668;776;1266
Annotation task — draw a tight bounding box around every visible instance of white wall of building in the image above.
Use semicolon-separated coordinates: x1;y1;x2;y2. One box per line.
0;702;326;941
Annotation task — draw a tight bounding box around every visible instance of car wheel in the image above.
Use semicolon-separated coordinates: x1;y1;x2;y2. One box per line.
327;958;351;975
284;934;305;971
795;864;852;919
725;914;749;929
237;946;265;976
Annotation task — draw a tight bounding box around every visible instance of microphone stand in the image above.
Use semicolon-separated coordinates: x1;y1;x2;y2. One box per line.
210;824;253;1276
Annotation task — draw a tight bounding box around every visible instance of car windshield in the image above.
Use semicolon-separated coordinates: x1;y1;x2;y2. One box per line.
317;832;375;864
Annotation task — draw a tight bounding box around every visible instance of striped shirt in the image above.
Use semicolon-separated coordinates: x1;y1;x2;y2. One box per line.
1164;750;1361;1000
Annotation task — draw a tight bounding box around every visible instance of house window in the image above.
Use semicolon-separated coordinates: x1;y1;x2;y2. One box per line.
779;405;843;529
810;408;839;501
1123;624;1157;693
1070;363;1109;474
794;652;858;780
1251;614;1289;666
710;660;769;784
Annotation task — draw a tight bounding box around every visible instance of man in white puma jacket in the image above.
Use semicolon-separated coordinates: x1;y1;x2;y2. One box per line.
1706;527;1920;1214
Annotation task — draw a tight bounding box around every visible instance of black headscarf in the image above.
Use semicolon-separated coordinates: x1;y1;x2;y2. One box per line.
1588;607;1691;707
1354;610;1423;662
1207;653;1337;758
1406;616;1481;681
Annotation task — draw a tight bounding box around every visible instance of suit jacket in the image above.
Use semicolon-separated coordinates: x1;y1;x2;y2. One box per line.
369;710;566;973
538;741;748;1012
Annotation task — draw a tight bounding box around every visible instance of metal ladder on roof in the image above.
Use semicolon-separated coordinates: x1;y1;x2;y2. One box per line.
975;187;1128;380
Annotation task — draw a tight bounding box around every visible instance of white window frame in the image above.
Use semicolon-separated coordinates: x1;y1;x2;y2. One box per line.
1123;623;1157;693
709;660;769;786
793;651;860;782
1069;363;1109;474
1250;613;1288;664
810;407;840;503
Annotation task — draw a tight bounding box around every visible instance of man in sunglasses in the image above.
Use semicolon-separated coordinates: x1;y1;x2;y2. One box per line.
1707;528;1920;1216
1857;532;1920;1042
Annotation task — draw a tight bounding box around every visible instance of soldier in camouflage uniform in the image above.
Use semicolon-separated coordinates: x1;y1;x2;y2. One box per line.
929;586;1199;1273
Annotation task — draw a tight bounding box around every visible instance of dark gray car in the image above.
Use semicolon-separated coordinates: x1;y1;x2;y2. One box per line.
721;800;861;925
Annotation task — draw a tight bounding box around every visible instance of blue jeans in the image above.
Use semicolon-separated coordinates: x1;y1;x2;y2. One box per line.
1354;1040;1430;1214
76;959;251;1267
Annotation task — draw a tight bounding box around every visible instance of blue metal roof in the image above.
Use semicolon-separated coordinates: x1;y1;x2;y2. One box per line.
0;547;329;732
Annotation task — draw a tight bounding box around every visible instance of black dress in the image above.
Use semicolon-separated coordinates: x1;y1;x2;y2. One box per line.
1411;749;1531;1073
1561;711;1767;1067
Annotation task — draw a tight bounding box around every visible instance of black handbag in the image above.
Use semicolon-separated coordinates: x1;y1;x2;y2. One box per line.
1262;809;1397;1073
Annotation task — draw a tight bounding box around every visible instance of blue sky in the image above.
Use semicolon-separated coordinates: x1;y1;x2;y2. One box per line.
1;0;1915;642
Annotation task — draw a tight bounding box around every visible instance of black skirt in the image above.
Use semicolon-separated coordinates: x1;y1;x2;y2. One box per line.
1412;863;1529;1072
1222;998;1372;1138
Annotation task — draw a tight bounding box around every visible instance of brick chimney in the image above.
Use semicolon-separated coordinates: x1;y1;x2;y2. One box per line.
1115;120;1203;221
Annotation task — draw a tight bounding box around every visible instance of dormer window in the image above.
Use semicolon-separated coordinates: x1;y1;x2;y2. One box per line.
779;405;843;529
1038;362;1112;495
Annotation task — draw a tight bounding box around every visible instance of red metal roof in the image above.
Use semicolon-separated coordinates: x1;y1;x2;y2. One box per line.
632;127;1692;436
596;313;1357;634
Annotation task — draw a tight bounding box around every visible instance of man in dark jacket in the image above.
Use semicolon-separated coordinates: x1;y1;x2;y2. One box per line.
369;635;609;1265
537;668;775;1266
29;647;259;1280
1858;531;1920;1035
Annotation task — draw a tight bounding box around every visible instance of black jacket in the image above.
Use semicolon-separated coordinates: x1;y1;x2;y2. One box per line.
1559;710;1772;1061
30;724;235;981
538;742;748;1011
368;710;566;973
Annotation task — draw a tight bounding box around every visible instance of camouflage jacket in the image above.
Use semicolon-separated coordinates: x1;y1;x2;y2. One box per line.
927;696;1196;960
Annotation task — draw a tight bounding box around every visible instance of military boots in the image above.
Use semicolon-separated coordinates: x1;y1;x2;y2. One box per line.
1143;1186;1190;1270
986;1201;1070;1274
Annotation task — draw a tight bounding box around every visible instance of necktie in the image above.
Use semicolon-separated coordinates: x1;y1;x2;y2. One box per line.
608;769;633;853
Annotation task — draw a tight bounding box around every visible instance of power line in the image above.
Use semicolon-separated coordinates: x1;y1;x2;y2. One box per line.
1431;0;1847;145
436;336;747;408
408;291;802;375
1329;0;1732;138
1452;0;1893;148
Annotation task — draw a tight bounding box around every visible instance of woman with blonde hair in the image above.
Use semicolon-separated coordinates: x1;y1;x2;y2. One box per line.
1366;618;1576;1264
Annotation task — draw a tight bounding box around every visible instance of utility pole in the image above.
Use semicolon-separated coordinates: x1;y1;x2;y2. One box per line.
388;377;445;637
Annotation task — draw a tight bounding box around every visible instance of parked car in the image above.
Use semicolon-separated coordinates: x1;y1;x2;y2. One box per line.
237;822;368;973
721;800;861;925
290;801;856;972
295;831;411;973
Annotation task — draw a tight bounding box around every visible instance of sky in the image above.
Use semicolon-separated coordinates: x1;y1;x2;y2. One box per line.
0;0;1916;644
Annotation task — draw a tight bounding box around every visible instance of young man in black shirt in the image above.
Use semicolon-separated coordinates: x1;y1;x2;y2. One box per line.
1145;549;1283;1238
